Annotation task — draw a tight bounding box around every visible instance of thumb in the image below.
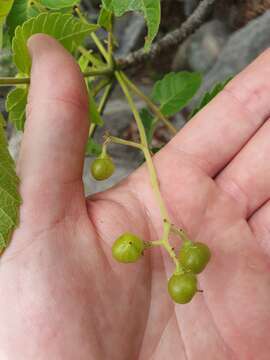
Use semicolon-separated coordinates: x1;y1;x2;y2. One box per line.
18;34;89;186
17;34;89;198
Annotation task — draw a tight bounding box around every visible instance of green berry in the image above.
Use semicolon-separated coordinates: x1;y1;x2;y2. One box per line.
112;233;145;263
168;273;198;304
179;242;211;274
91;157;115;181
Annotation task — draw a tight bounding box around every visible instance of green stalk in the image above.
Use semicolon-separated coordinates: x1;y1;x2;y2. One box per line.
89;83;113;138
0;77;30;86
116;71;181;272
106;135;143;151
0;68;113;87
78;46;104;68
121;73;177;135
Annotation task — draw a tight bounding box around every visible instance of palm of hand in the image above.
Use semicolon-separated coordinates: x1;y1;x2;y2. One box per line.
0;36;270;360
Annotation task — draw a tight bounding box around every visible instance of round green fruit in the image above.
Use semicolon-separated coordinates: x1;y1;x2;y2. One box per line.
112;233;145;263
91;157;115;181
179;242;211;274
168;273;198;304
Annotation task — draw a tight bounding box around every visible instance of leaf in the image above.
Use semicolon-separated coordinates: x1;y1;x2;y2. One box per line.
98;7;113;31
0;0;14;19
0;112;21;251
78;53;90;72
85;138;102;156
0;0;14;48
140;108;156;145
88;92;104;126
6;87;28;131
12;12;99;75
102;0;160;50
152;72;202;117
40;0;79;9
6;0;39;37
189;77;233;119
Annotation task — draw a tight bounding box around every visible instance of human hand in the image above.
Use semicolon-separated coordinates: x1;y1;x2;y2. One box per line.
0;35;270;360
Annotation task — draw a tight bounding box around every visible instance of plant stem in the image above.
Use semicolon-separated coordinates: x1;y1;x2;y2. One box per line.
106;135;143;151
78;46;104;68
0;78;30;86
107;29;114;70
116;71;181;270
92;78;112;97
116;71;167;219
91;33;111;64
74;6;110;63
83;67;113;77
0;68;113;87
89;83;113;138
121;73;177;135
171;226;192;244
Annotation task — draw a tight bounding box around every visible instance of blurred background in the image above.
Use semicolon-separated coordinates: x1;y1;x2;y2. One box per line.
1;0;270;194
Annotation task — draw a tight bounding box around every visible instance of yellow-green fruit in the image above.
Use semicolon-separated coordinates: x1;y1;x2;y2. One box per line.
112;233;145;263
91;157;115;181
168;273;197;304
179;242;211;274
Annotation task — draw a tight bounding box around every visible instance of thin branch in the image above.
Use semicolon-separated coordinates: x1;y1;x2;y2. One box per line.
0;68;113;86
117;0;217;69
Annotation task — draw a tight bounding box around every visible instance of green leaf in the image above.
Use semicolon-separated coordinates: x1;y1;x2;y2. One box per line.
0;0;14;48
78;53;90;72
189;77;233;119
102;0;160;50
88;92;104;126
6;0;39;37
140;108;156;145
0;0;14;19
39;0;79;9
12;12;99;75
6;87;28;131
85;138;102;156
0;112;21;251
98;7;113;31
152;72;202;117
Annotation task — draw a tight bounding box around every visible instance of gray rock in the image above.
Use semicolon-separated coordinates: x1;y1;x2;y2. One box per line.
115;13;146;56
193;11;270;102
172;20;231;73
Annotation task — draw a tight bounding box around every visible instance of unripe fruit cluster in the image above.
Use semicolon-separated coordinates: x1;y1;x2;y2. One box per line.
111;231;211;305
168;241;211;304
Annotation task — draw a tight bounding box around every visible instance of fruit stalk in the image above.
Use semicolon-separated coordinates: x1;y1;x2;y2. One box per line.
116;71;181;271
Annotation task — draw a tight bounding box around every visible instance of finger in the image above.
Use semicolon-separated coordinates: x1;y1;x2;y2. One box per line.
18;34;89;189
216;120;270;217
249;200;270;257
167;49;270;177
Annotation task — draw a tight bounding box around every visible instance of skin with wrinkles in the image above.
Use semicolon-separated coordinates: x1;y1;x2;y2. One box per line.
0;34;270;359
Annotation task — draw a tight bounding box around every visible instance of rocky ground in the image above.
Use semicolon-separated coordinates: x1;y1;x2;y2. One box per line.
1;2;270;195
